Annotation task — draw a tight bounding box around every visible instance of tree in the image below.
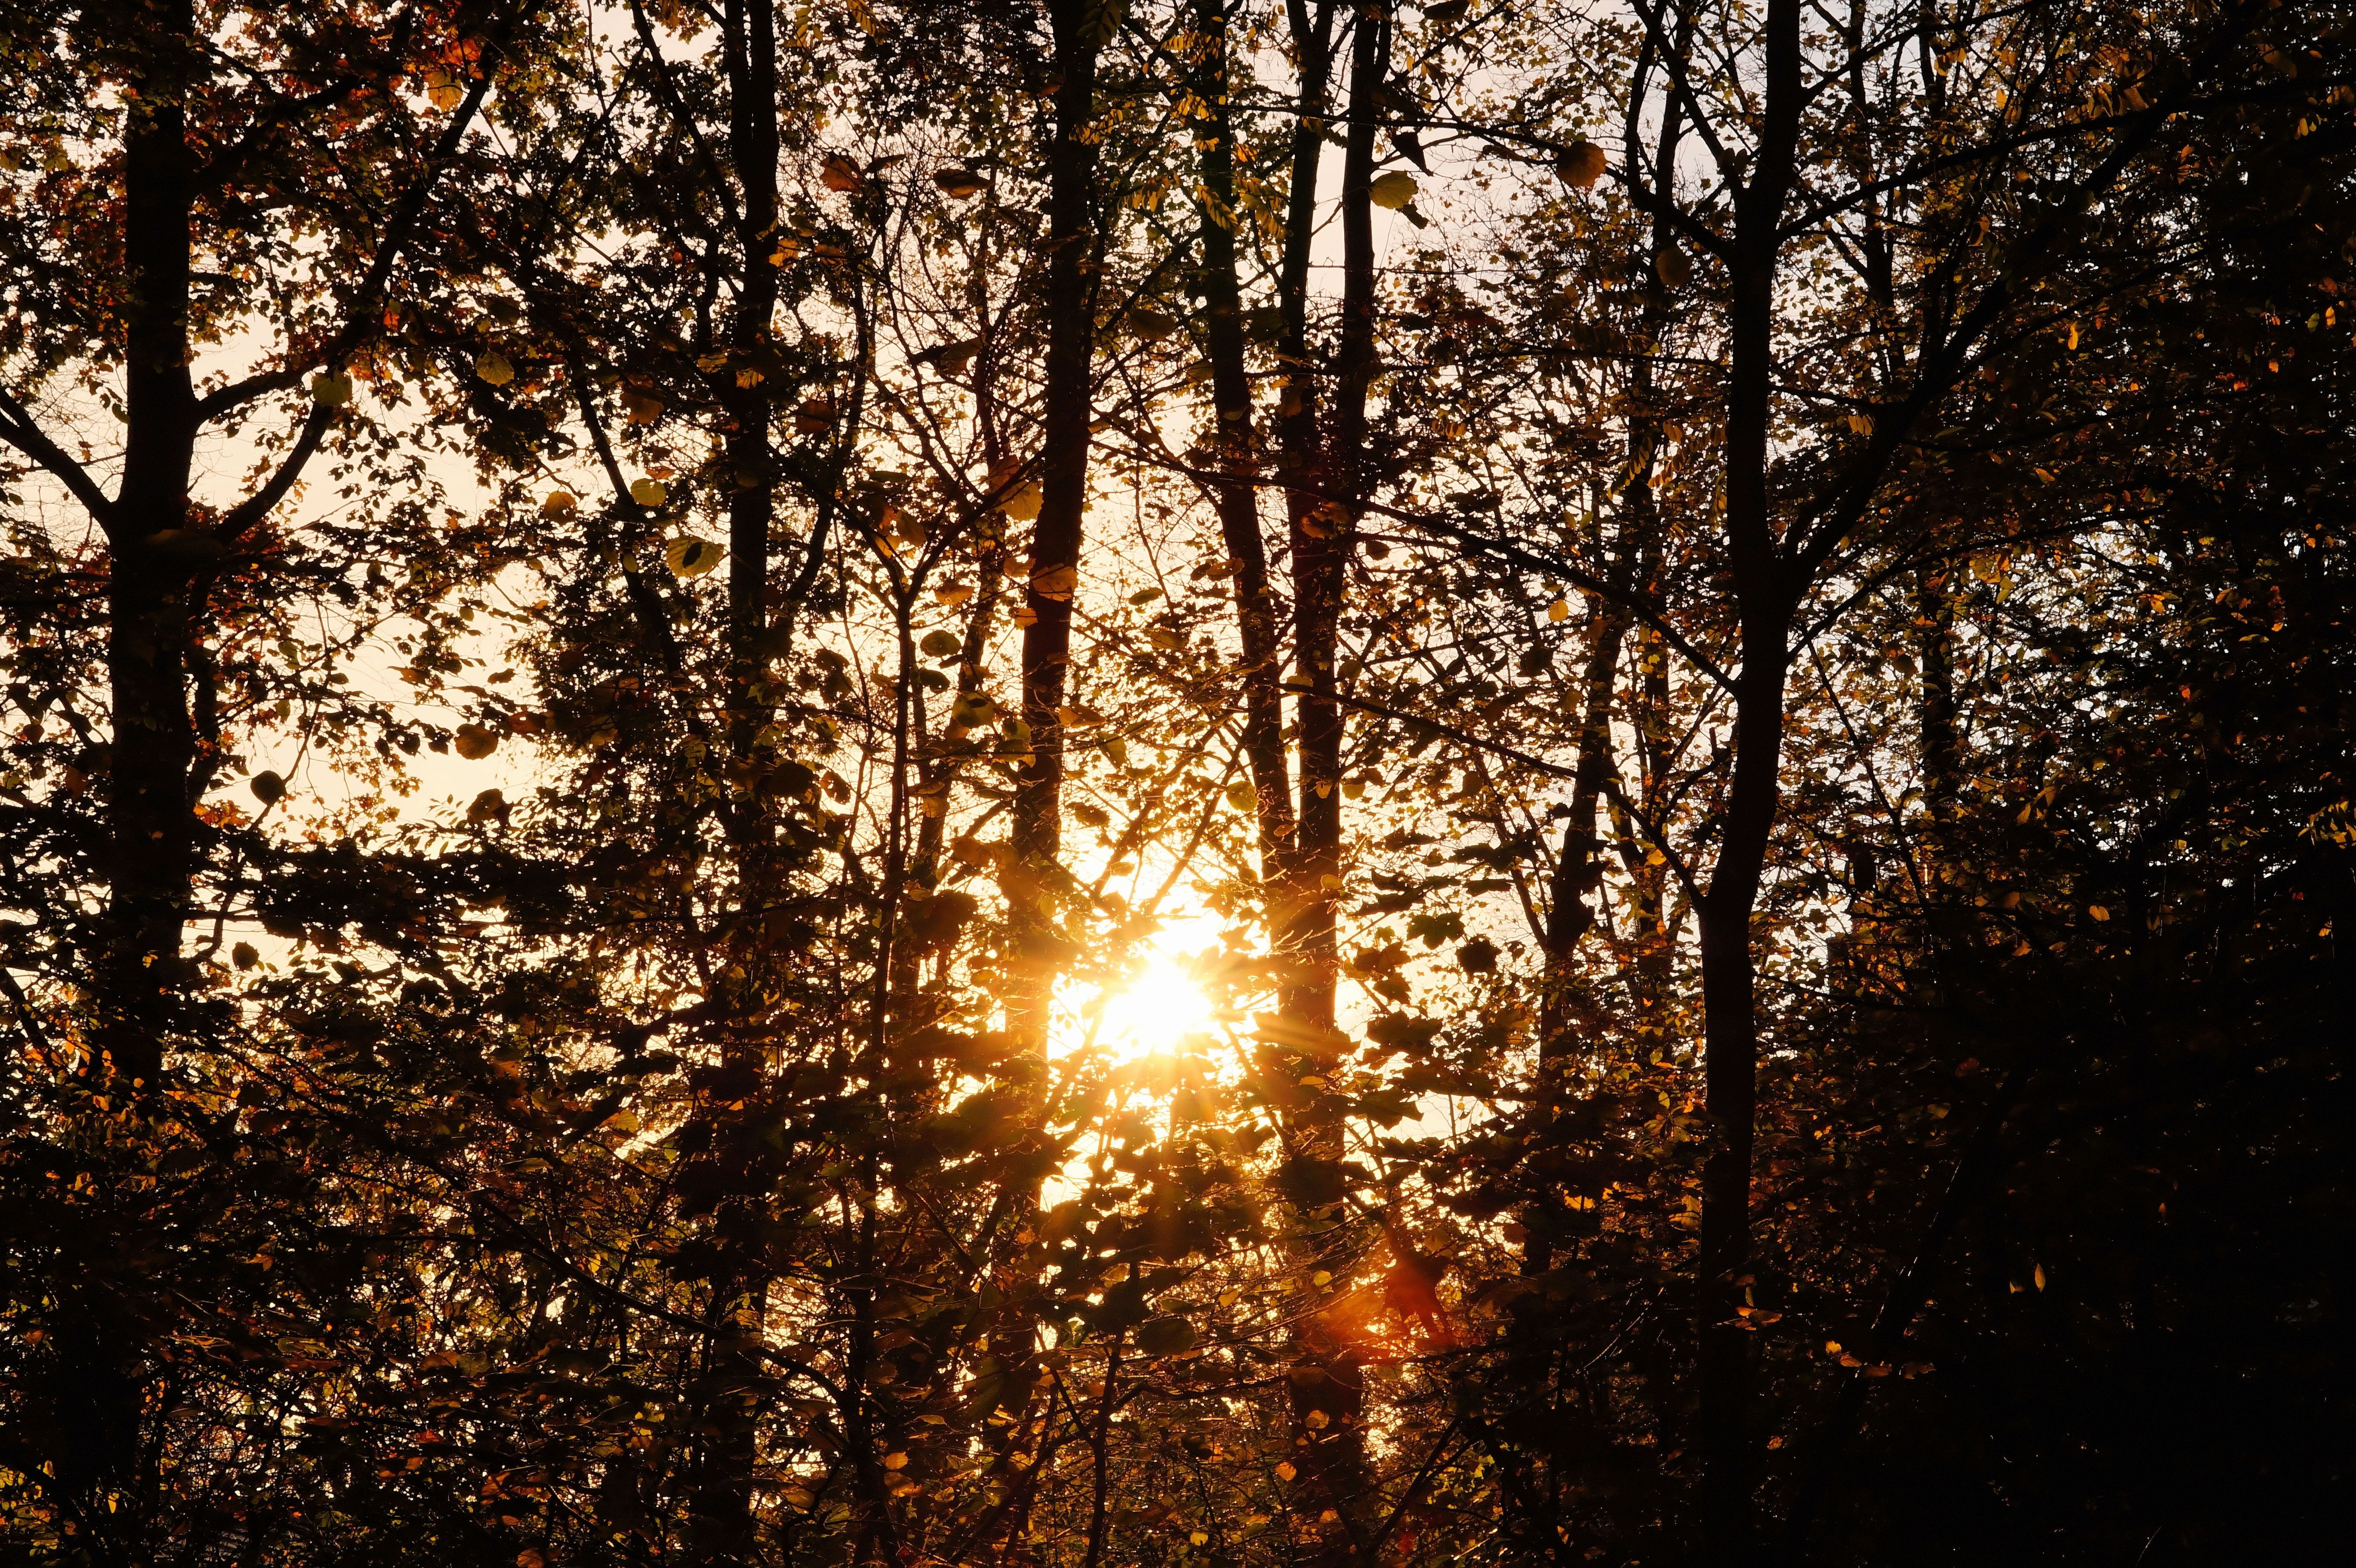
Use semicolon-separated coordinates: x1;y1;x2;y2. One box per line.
3;0;2350;1564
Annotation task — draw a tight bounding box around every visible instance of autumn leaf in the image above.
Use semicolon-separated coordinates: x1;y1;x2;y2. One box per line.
1000;482;1043;522
1135;1316;1197;1356
453;724;500;760
1369;171;1419;211
665;536;725;578
820;152;864;192
1077;0;1125;47
1555;139;1609;187
475;351;515;386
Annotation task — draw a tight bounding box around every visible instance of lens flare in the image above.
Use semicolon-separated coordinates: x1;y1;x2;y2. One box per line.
1095;955;1219;1062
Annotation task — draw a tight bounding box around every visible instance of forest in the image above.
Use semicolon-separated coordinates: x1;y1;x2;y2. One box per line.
0;0;2349;1564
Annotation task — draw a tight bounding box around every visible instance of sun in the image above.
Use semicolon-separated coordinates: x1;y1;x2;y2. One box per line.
1093;955;1220;1062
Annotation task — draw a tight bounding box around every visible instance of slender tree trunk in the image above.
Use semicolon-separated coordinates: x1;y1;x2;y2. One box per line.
688;7;782;1558
1916;568;1960;830
62;11;204;1557
723;0;780;748
1693;646;1787;1568
1194;0;1296;889
965;11;1110;1553
1267;0;1336;996
99;0;202;1093
1007;0;1105;1053
1536;21;1691;1060
1695;2;1802;1555
1282;5;1383;1037
1271;16;1386;1563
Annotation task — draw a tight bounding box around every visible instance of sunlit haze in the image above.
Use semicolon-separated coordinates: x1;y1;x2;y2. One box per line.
1090;953;1222;1063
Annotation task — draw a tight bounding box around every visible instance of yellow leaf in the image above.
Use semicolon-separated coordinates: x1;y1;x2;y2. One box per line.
309;371;353;407
541;490;577;516
1555;140;1609;188
1128;307;1180;341
1547;597;1570;622
630;477;668;507
820;152;864;192
475;352;515;387
1274;1461;1297;1483
882;1451;909;1470
453;724;499;760
1077;0;1125;48
2033;1263;2047;1290
665;536;725;578
1000;482;1043;522
934;167;985;199
2087;904;2109;921
1368;171;1419;211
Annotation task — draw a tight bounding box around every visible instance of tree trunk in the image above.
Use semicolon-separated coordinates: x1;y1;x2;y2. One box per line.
1007;0;1105;1053
98;0;203;1092
1536;18;1691;1062
684;2;782;1556
1267;0;1336;1000
1270;14;1386;1562
723;0;780;756
1916;568;1960;829
1692;645;1787;1568
1694;0;1801;1552
1281;4;1384;1037
62;9;203;1554
1193;0;1296;890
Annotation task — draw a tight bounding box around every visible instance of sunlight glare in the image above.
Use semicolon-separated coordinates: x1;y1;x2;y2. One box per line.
1094;955;1219;1062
